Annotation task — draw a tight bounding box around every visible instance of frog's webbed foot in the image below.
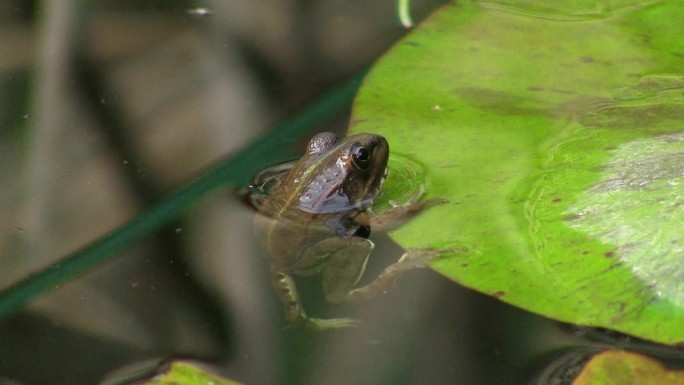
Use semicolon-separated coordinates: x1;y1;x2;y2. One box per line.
291;317;360;331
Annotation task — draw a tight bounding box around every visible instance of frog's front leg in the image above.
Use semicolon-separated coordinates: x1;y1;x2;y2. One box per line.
369;187;448;232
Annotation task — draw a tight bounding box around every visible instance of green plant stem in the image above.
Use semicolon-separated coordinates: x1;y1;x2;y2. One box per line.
0;71;366;320
398;0;413;28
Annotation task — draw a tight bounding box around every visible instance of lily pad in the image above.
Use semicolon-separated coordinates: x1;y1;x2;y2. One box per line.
572;350;684;385
135;361;242;385
350;0;684;344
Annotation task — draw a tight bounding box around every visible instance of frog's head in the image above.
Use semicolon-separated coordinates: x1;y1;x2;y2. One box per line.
339;134;389;205
296;133;389;214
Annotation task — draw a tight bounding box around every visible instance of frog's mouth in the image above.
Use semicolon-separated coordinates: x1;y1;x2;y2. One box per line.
364;136;390;190
379;167;389;187
359;165;389;207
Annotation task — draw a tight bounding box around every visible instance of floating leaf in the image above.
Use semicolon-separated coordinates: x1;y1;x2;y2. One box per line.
350;0;684;344
573;350;684;385
115;361;243;385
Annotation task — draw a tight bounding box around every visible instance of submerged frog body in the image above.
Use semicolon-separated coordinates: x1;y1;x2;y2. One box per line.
254;132;445;330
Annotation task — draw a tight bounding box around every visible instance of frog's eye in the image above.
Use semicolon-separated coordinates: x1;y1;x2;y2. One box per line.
351;144;370;168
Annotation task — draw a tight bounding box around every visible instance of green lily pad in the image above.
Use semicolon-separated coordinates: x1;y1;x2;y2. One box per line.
101;360;244;385
138;361;242;385
572;350;684;385
350;0;684;344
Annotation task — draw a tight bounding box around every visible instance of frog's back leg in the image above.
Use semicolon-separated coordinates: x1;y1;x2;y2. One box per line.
333;248;448;303
287;232;362;276
269;265;307;323
321;237;374;303
270;263;360;330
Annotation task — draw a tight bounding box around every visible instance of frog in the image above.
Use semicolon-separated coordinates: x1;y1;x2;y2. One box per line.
254;132;447;330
